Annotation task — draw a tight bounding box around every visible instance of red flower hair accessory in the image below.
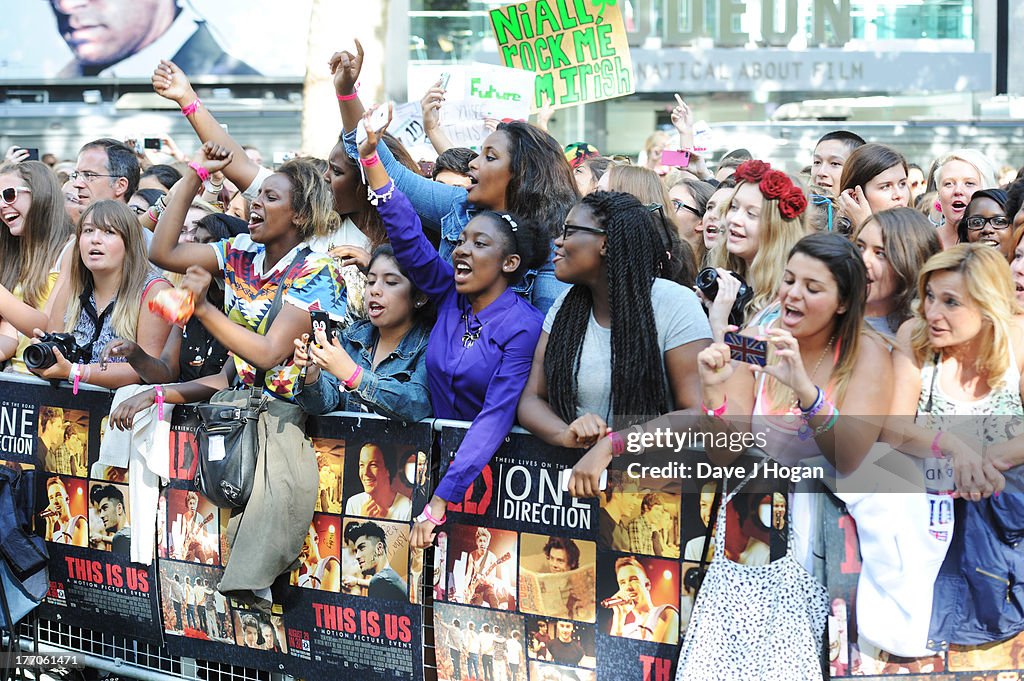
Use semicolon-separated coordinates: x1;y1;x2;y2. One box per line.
778;187;808;219
734;159;771;184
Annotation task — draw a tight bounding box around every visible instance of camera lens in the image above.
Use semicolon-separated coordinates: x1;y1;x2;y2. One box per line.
23;342;56;370
695;268;719;299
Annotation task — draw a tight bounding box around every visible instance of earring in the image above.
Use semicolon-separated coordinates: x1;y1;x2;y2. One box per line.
415;301;425;308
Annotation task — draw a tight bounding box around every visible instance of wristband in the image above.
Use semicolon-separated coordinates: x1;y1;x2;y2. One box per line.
180;99;202;116
188;162;210;183
931;431;944;458
702;395;727;418
417;506;446;526
607;431;626;457
336;88;359;102
146;206;160;223
154;385;165;421
343;365;363;390
69;363;82;395
359;153;380;168
799;387;825;418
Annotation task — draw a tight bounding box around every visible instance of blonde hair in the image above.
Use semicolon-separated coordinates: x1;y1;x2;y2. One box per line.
0;162;73;309
276;160;340;239
65;200;155;341
708;180;808;320
910;244;1017;388
932;149;997;190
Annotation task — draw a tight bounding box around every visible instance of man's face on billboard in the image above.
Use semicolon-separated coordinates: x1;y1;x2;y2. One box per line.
50;0;175;66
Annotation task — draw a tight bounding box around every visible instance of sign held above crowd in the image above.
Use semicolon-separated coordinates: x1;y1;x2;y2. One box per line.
489;0;636;110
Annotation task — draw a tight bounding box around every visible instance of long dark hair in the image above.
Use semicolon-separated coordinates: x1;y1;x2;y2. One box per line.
496;121;580;239
839;143;907;194
544;191;667;426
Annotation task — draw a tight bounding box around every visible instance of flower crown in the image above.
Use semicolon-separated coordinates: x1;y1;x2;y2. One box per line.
733;160;808;220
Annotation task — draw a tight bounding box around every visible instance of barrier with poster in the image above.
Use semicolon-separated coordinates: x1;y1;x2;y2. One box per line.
1;372;1022;680
158;407;431;679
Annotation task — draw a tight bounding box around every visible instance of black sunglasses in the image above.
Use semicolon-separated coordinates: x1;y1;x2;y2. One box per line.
559;223;607;241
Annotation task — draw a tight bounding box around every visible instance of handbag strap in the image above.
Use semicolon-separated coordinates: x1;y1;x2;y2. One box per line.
249;246;312;400
692;482;722;597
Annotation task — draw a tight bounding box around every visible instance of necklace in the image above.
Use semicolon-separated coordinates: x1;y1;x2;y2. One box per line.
461;310;484;348
784;334;835;422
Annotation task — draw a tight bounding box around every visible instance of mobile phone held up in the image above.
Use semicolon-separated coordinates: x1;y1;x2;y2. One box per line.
356;104;390;147
724;331;768;367
24;148;40;162
144;137;162;150
439;72;451;91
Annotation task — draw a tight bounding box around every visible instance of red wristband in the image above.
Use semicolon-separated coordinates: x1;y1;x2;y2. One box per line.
931;431;944;458
702;396;727;418
359;153;380;168
336;89;359;102
181;99;201;116
188;162;210;183
343;365;363;390
607;431;626;457
154;385;165;421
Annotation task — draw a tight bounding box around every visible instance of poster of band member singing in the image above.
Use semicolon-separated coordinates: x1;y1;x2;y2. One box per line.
159;411;430;679
433;427;683;681
278;414;429;681
0;376;164;643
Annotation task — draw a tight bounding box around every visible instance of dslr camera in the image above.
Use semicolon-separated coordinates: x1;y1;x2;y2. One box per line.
695;267;754;327
24;333;85;371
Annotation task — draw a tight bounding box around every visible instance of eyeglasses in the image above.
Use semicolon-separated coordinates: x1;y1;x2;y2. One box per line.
965;215;1011;231
70;171;117;183
559;223;606;241
0;186;31;204
671;199;701;218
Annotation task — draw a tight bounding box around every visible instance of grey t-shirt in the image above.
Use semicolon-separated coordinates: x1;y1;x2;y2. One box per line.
543;278;711;426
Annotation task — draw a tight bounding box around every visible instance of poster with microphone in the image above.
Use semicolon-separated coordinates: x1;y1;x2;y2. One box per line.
4;376;166;643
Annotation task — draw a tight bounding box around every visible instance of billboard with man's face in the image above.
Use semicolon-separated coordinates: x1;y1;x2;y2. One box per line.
2;0;310;80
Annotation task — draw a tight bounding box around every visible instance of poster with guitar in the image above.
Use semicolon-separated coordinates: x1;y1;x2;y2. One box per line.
9;376;165;643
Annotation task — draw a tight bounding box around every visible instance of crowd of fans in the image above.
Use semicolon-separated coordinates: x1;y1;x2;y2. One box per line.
2;43;1023;646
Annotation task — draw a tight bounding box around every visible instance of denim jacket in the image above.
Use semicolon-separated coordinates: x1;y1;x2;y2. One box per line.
294;319;432;422
341;131;568;313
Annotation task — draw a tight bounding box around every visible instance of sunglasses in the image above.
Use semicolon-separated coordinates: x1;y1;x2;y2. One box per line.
0;186;31;205
965;215;1010;231
671;199;702;218
559;223;606;241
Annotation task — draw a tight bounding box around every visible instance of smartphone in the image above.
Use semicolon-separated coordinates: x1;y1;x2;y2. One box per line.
356;104;390;146
724;331;768;367
661;149;690;168
310;310;330;346
439;72;451;90
133;140;145;155
144;137;162;150
24;148;40;161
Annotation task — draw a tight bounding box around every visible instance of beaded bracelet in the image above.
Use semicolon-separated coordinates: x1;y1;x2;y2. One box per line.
798;405;840;441
367;181;395;207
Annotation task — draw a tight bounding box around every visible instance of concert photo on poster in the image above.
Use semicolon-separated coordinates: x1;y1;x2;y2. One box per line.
598;555;680;646
292;513;342;592
433;602;525;681
445;524;518;610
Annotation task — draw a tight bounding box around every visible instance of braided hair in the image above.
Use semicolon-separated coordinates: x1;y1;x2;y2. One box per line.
544;191;668;426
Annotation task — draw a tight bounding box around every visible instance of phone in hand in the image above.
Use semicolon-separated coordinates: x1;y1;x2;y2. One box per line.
724;331;768;367
439;72;451;90
356;104;390;146
144;137;162;150
309;310;331;348
24;148;40;161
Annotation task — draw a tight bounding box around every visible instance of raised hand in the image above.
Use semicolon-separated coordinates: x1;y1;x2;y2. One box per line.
193;141;234;174
152;60;197;107
421;81;445;133
329;40;364;96
357;103;393;159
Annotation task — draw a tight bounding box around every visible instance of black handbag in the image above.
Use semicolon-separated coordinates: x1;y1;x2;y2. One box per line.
194;248;310;508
